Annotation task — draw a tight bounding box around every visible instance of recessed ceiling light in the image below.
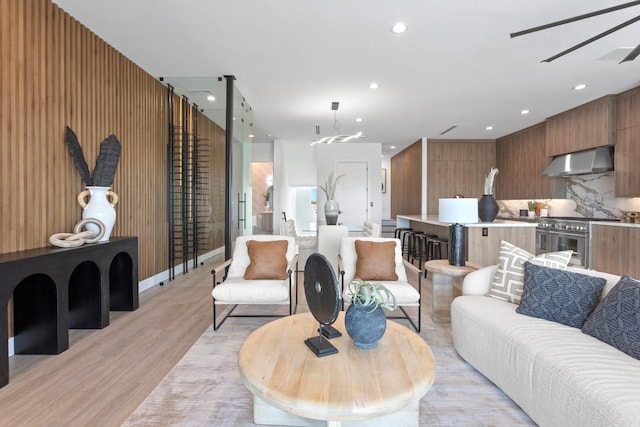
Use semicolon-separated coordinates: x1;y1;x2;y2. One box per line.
206;95;215;102
391;22;408;34
486;126;494;131
521;109;530;115
248;134;254;138
390;145;396;149
355;117;363;122
369;82;379;89
573;84;587;90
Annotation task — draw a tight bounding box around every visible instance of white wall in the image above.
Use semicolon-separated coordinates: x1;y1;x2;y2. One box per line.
273;140;384;232
316;143;382;226
273;140;318;232
381;155;390;219
251;141;274;162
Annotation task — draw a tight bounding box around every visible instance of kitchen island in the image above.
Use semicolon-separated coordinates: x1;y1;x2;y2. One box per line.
397;215;537;267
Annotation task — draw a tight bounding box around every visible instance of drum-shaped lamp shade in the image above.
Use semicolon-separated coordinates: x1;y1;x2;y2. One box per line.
439;198;479;224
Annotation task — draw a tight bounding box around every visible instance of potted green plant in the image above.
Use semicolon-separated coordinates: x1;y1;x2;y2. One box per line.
527;200;536;218
344;279;397;349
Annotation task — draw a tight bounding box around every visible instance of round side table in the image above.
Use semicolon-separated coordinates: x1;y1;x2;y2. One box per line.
424;259;480;322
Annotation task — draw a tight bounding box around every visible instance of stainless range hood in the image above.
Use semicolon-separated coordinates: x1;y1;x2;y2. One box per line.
542;146;614;177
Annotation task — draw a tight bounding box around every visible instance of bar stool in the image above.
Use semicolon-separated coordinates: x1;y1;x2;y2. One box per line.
428;237;449;261
394;228;413;258
410;233;437;267
406;230;424;263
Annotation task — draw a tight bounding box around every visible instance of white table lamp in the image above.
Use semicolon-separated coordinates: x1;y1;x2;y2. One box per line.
439;198;479;266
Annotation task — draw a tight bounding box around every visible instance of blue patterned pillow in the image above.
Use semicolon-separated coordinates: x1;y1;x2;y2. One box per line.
582;275;640;360
516;262;606;328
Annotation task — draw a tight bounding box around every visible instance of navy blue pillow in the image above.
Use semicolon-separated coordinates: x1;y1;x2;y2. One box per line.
516;262;606;328
582;275;640;360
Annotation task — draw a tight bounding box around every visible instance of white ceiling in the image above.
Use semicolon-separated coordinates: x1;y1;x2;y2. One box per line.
53;0;640;155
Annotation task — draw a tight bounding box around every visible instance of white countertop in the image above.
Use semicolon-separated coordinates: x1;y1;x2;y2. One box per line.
397;214;538;228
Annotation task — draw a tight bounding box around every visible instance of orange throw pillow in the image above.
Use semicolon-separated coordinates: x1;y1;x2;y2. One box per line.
354;240;398;281
244;240;289;280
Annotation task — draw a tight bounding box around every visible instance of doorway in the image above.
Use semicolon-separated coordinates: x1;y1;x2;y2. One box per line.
251;162;274;234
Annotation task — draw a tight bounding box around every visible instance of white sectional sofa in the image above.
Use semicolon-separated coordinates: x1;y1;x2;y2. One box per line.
451;265;640;427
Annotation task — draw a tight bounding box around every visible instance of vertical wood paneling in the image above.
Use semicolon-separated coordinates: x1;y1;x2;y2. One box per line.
467;227;535;267
426;140;496;215
390;139;422;219
496;123;552;199
614;87;640;197
545;95;616;156
591;225;640;278
1;0;225;286
616;86;640;131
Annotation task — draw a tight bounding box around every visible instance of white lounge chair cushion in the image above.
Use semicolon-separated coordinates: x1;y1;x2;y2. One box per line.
343;280;420;306
212;277;290;304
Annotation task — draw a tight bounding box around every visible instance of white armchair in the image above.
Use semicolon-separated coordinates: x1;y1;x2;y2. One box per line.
211;235;298;330
338;237;423;331
317;225;349;276
362;220;382;237
281;219;317;270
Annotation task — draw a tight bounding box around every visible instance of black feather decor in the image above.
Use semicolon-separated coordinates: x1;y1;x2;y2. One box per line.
92;134;121;187
64;126;121;187
64;126;93;186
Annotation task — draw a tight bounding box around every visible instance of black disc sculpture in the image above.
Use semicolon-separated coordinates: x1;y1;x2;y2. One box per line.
303;253;342;357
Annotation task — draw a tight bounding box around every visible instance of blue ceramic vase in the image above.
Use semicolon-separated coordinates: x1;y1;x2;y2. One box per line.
344;303;387;349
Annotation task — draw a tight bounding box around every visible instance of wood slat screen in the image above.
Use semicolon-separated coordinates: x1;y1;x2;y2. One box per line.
0;0;226;282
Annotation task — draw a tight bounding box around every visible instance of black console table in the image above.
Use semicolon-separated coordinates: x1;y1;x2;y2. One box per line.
0;237;138;387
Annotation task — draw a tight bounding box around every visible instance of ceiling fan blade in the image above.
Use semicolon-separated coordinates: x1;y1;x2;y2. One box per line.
620;43;640;62
511;0;640;38
542;14;640;62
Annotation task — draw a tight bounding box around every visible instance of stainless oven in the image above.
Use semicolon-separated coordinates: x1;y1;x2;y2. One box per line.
536;218;588;268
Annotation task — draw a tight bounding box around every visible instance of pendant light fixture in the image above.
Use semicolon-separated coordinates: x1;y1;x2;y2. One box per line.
311;102;365;145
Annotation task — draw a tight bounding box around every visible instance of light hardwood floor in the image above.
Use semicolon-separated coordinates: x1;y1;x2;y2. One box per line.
0;255;226;426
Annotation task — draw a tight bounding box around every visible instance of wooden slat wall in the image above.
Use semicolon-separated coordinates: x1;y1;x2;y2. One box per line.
390;139;422;219
0;0;226;279
195;110;225;251
426;139;496;215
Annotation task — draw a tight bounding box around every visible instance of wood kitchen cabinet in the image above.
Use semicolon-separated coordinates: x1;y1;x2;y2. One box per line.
545;95;616;157
426;139;495;215
615;87;640;197
496;123;552;199
590;224;640;279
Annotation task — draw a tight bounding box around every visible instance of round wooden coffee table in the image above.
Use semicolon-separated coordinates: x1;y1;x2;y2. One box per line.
238;312;436;427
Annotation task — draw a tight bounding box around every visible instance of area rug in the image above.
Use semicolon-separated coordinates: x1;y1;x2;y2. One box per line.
123;310;535;426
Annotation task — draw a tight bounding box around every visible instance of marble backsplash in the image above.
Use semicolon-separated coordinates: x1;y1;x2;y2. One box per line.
497;172;640;219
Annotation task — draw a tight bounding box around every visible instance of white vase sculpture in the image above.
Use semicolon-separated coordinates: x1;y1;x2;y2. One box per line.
77;186;119;241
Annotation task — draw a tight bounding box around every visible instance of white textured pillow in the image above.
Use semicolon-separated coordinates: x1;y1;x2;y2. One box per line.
488;240;573;304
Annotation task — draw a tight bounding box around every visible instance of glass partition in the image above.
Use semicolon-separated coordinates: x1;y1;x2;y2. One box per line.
162;76;255;249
